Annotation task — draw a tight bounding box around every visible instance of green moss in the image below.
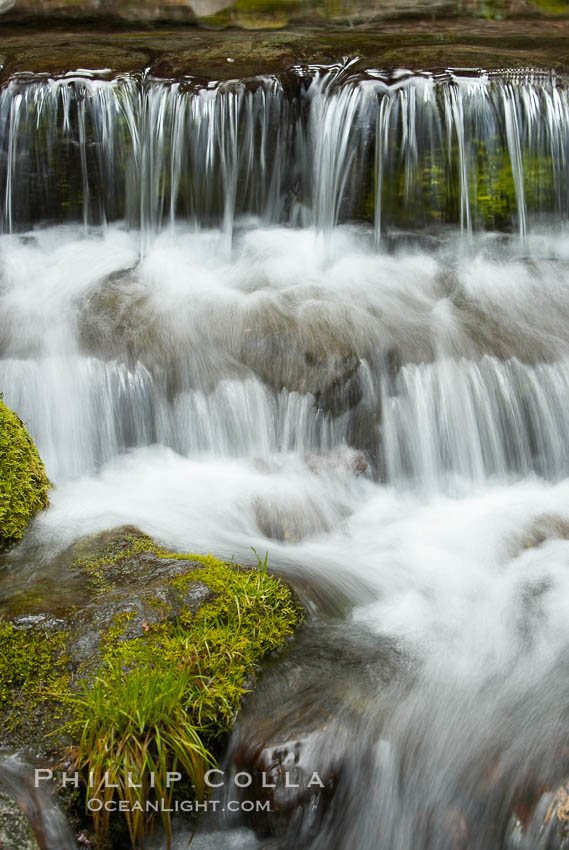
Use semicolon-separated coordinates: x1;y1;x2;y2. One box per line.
0;619;69;747
199;7;233;26
373;135;556;234
66;529;301;847
0;397;50;546
476;0;507;20
72;531;300;735
232;0;302;27
528;0;569;15
199;0;318;28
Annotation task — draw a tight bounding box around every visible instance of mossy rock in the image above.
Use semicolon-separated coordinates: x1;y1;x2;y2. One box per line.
0;398;50;547
0;526;302;847
0;792;40;850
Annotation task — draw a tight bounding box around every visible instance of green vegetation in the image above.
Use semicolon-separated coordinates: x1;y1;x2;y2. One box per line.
0;528;299;848
67;532;300;846
529;0;569;15
0;528;300;846
0;397;50;545
0;619;68;740
372;138;556;233
71;667;214;848
200;0;317;28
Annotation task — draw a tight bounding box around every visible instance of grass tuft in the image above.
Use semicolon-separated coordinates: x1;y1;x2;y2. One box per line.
70;666;214;848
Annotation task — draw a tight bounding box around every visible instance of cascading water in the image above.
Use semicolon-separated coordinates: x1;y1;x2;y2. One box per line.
2;67;569;239
2;63;569;849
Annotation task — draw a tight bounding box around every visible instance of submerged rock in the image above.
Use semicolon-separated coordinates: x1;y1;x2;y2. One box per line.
239;326;364;419
304;448;368;477
253;448;367;543
254;497;333;543
225;622;403;844
546;783;569;841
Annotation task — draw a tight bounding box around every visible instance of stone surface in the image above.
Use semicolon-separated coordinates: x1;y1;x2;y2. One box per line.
0;526;220;752
517;781;569;848
52;526;217;667
2;22;569;82
226;621;403;843
0;791;40;850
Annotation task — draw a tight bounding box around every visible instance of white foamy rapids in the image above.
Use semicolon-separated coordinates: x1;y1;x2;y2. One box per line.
3;214;569;846
26;438;569;845
4;226;569;486
22;436;569;668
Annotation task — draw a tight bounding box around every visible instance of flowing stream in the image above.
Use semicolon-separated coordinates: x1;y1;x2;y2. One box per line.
2;64;569;849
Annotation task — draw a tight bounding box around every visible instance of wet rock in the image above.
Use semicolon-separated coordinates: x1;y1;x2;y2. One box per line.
234;729;341;842
77;271;166;372
0;756;78;850
254;497;333;543
2;24;569;85
304;448;368;477
225;622;403;843
516;780;569;849
58;526;216;667
347;406;381;474
80;280;368;418
2;0;569;30
237;306;365;419
67;578;214;666
425;807;471;850
309;351;362;417
386;346;403;395
0;791;40;850
545;783;569;842
514;514;569;553
346;347;403;477
253;449;366;543
251;343;363;417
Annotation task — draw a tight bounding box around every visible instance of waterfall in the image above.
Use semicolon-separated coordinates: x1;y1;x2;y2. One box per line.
1;67;569;239
3;63;569;850
381;356;569;487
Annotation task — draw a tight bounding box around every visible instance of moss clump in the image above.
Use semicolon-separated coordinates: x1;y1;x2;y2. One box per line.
0;619;69;746
65;529;302;848
0;397;50;546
